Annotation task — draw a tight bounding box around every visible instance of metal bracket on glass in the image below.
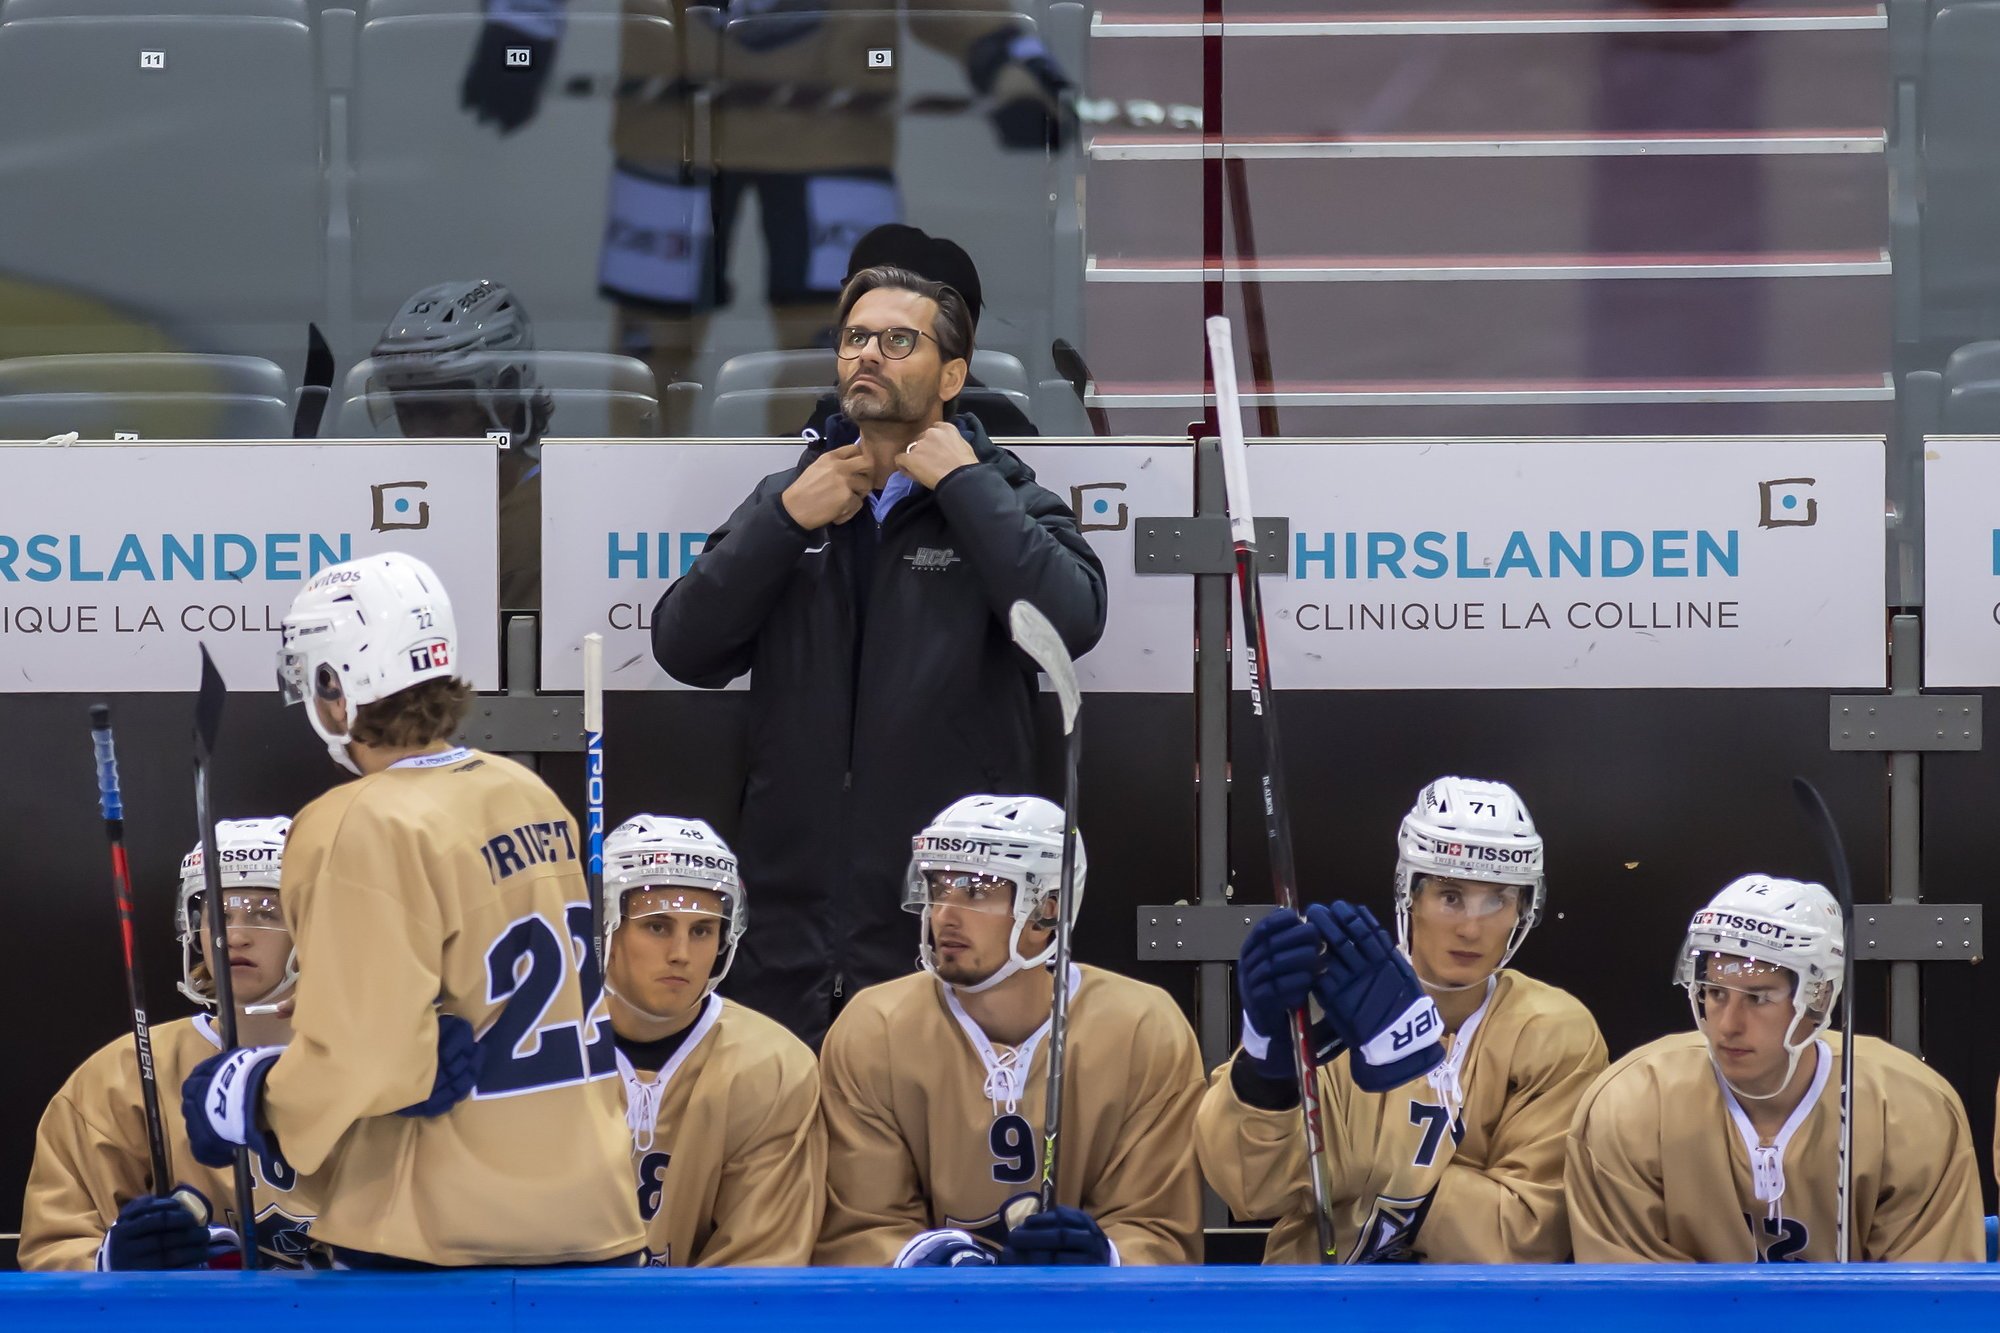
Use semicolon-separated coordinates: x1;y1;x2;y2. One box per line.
1136;905;1260;962
1851;903;1983;962
458;697;583;753
1827;695;1981;751
1133;516;1287;575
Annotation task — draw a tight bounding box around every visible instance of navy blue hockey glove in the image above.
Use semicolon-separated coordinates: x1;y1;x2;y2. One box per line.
1236;906;1323;1080
395;1014;480;1118
461;2;563;136
967;28;1075;151
1000;1202;1114;1266
1311;901;1445;1093
182;1045;287;1170
101;1190;211;1270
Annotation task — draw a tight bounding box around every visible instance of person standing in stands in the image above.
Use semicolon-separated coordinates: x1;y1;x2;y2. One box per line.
650;264;1105;1045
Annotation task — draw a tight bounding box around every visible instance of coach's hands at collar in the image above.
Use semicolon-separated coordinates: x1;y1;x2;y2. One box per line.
781;444;872;529
896;422;978;491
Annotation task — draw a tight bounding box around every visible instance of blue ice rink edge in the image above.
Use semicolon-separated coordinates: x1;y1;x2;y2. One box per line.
5;1266;2000;1332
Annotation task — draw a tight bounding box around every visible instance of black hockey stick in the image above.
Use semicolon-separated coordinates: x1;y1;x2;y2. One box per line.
1050;339;1111;436
1008;600;1083;1212
88;705;176;1196
1790;776;1856;1263
290;324;334;440
194;647;258;1269
1208;315;1339;1262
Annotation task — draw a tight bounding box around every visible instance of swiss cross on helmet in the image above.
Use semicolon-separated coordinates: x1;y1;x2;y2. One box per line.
276;552;459;774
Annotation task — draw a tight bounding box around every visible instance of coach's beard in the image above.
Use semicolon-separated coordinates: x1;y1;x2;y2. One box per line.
841;373;917;423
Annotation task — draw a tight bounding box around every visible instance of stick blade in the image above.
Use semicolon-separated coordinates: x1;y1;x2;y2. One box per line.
1010;600;1080;734
1790;776;1854;911
194;645;226;758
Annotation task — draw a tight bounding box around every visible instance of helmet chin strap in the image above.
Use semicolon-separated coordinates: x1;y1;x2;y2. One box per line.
922;906;1054;995
304;685;363;775
1689;983;1829;1103
1397;902;1531;994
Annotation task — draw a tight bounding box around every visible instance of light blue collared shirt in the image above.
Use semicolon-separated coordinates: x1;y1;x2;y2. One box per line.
868;469;916;523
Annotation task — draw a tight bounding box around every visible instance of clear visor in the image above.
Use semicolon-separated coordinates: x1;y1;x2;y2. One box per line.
620;883;737;927
1678;950;1797;1011
276;646;308;705
903;864;1021;917
188;889;289;934
1412;877;1522;922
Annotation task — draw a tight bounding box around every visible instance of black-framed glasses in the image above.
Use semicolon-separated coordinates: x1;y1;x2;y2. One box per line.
836;325;936;360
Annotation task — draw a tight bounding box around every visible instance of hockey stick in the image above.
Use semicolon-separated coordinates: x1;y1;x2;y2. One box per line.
290;324;334;440
1008;599;1082;1211
194;647;258;1269
1790;776;1856;1263
88;705;176;1196
1207;315;1339;1262
583;632;607;975
1050;339;1111;437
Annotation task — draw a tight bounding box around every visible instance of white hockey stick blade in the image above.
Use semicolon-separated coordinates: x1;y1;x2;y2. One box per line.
1205;316;1258;547
1010;600;1080;735
582;633;604;732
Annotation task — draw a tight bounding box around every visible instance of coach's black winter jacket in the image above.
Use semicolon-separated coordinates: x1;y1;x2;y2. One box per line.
650;414;1107;1045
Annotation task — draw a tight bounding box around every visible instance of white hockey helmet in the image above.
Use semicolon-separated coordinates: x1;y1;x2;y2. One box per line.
1394;776;1546;987
903;794;1087;994
176;816;294;1009
1677;873;1845;1100
367;279;552;444
276;552;459;774
603;815;747;1005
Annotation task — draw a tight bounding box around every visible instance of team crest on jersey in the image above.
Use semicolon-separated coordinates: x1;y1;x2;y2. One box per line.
1346;1190;1437;1265
904;546;961;572
255;1205;318;1268
941;1207;1011;1254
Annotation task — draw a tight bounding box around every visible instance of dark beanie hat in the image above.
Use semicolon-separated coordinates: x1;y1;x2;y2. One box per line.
845;224;984;329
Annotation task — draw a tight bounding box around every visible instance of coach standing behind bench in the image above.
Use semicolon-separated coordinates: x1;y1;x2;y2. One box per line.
651;265;1107;1047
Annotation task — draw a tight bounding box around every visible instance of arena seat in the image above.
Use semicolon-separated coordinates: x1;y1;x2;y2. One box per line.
349;4;678;362
329;386;664;439
0;10;322;375
0;353;291;400
0;392;292;440
1923;2;2000;343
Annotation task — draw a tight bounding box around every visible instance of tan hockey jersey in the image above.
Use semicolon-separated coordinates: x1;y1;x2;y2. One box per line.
816;965;1204;1266
1565;1031;1983;1262
1196;969;1606;1264
621;995;825;1266
22;1016;318;1271
261;747;643;1265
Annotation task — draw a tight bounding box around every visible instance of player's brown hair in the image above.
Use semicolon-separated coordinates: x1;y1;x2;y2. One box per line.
350;676;474;749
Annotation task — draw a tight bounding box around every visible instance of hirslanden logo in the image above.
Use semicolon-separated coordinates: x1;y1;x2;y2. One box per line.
371;480;431;533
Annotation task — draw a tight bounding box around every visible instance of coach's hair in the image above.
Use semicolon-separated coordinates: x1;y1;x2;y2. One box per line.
350;676;474;749
836;265;975;365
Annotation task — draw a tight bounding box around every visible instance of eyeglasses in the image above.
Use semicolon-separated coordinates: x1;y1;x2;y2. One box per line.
836;325;937;361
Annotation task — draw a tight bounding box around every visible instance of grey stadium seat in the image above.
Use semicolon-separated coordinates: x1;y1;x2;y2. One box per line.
329;386;665;439
0;393;293;440
1;0;307;16
0;353;290;400
0;11;322;375
350;4;678;360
